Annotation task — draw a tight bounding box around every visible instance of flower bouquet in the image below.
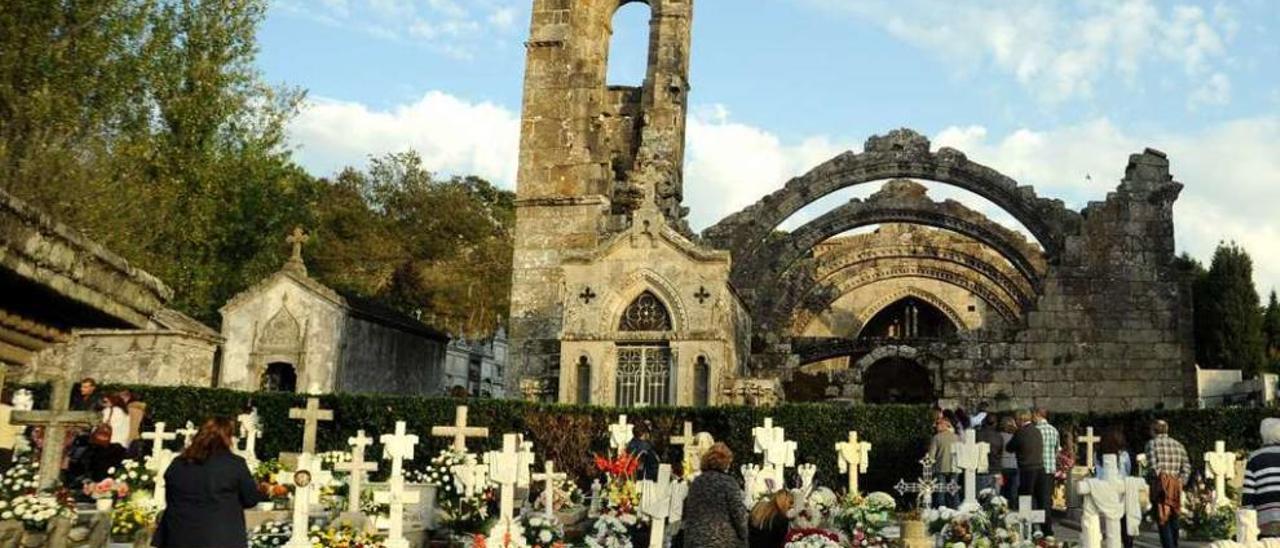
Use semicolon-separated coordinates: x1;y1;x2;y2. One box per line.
110;500;158;542
583;451;642;547
308;523;386;547
107;459;157;498
412;448;493;533
533;476;586;525
249;519;291;548
793;487;840;529
1183;478;1237;541
834;491;896;546
0;460;37;501
7;492;76;532
582;511;637;548
83;478;130;502
521;512;567;547
784;528;845;547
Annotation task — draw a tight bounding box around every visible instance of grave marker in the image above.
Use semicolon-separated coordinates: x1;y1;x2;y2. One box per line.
835;431;871;497
335;430;378;515
430;406;489;452
288;398;333;456
12;379;97;490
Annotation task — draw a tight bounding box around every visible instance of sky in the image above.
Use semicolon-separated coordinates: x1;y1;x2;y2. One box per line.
260;0;1280;295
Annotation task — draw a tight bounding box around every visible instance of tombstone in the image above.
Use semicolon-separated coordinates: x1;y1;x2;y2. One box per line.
532;460;567;520
639;464;678;548
1077;455;1126;548
288;398;333;456
236;409;262;470
797;464;818;499
835;431;871;497
608;415;633;455
279;452;332;548
669;422;696;473
335;430;378;518
151;449;176;510
176;421;198;449
1205;441;1237;506
484;433;533;541
752;418;797;471
1077;427;1102;471
11;379;97;490
1012;495;1047;541
377;421;420;548
142;422;178;468
894;455;959;511
1237;508;1260;545
430;405;489;452
741;463;763;506
452;458;489;498
953;429;991;512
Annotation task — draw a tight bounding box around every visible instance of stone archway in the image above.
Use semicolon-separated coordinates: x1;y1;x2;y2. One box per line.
703;128;1080;262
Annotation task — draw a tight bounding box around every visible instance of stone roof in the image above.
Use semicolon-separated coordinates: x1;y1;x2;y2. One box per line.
0;188;171;329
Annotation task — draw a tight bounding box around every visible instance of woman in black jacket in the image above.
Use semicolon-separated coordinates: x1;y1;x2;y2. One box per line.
152;417;265;547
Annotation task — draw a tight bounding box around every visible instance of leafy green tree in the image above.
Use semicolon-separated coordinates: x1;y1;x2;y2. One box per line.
1;0;313;324
1264;290;1280;371
1196;243;1266;376
308;152;514;338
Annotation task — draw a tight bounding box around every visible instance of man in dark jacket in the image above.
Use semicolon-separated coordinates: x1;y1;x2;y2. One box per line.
1006;409;1047;533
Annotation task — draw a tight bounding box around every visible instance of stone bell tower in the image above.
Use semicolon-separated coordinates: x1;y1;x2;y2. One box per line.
508;0;696;397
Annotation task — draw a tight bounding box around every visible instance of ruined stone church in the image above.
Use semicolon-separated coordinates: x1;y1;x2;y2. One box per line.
507;0;1195;412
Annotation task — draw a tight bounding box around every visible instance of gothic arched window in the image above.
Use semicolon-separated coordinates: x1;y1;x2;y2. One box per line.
576;356;592;404
619;291;672;332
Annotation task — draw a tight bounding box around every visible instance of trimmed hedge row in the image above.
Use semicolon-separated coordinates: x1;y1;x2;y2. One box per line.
43;385;1280;496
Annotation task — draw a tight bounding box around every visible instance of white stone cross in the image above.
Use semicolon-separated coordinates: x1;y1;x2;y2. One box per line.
485;434;533;543
1237;508;1260;545
608;415;633;455
452;458;489;497
431;405;489;452
835;431;872;497
1013;494;1047;541
1078;454;1126;548
532;460;568;519
288;397;333;456
686;432;717;476
1205;440;1237;506
670;421;696;468
176;421;198;448
142;422;178;470
895;455;959;510
639;463;677;548
1078;427;1102;470
151;450;176;510
281;452;332;548
378;421;419;548
335;430;378;514
797;463;818;499
953;428;991;512
752;418;797;469
236;410;262;470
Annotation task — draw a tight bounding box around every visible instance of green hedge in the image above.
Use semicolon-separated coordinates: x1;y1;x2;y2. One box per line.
45;385;1280;497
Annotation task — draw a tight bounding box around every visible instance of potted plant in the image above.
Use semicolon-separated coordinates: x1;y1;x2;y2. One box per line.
897;508;930;548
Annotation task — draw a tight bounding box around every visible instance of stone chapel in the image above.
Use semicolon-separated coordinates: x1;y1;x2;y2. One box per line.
218;229;452;395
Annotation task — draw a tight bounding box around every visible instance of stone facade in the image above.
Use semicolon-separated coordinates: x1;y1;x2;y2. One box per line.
33;308;221;386
508;1;1195;411
219;252;450;395
442;329;509;398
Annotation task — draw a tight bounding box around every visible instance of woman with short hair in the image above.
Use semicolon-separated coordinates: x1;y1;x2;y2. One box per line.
681;442;749;548
151;417;265;547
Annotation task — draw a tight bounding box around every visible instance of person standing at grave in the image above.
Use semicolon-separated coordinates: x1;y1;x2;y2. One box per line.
83;393;129;480
627;419;660;481
928;417;960;508
999;415;1020;501
1033;407;1059;536
1244;418;1280;537
1144;419;1190;548
682;443;748;548
976;413;1004;496
1007;410;1045;521
152;417;266;547
748;489;794;548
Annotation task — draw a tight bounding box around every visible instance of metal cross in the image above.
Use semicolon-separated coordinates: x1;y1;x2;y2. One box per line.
1078;426;1102;470
694;286;711;304
579;286;597;304
894;455;959;510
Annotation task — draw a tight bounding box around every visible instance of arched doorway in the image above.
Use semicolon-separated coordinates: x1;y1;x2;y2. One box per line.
863;357;934;404
261;362;297;392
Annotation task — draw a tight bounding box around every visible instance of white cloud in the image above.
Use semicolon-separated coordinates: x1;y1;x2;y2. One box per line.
287;92;1280;292
1189;72;1232;108
289;92;519;186
272;0;525;58
802;0;1237;105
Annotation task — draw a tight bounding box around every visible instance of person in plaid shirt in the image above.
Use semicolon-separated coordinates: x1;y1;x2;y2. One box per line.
1033;408;1059;536
1145;420;1190;548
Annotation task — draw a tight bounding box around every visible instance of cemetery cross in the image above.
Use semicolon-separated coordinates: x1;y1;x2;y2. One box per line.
377;421;420;548
954;428;991;512
335;430;378;515
1078;427;1102;471
176;421;197;448
430;405;489;452
288;397;333;456
1204;440;1237;506
835;431;872;497
1014;495;1047;542
532;460;567;519
11;378;98;490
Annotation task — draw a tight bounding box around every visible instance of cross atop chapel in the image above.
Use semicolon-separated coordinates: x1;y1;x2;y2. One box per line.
285;226;309;274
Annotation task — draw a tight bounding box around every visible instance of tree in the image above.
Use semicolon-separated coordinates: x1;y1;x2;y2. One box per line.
1195;243;1266;376
1265;290;1280;371
308;151;514;338
1;0;313;323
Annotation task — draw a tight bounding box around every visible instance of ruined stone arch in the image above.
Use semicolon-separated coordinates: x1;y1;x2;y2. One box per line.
851;344;944;386
853;287;972;337
703;128;1080;262
811;243;1035;298
602;269;689;334
788;258;1021;334
740;181;1046;302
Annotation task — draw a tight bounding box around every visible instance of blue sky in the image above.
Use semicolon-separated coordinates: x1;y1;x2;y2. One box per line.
260;0;1280;293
